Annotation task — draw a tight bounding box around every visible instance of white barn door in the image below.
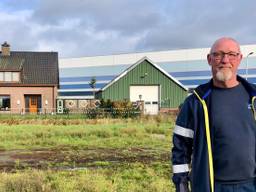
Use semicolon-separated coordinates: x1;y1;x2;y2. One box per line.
130;85;159;115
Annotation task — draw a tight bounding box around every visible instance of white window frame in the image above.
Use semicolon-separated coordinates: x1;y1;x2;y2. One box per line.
0;71;20;82
4;72;12;81
12;72;20;82
0;72;3;81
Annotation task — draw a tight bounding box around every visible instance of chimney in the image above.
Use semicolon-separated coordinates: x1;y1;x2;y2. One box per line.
1;41;10;56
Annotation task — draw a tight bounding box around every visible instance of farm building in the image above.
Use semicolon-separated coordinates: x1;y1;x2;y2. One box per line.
97;57;187;114
0;42;59;114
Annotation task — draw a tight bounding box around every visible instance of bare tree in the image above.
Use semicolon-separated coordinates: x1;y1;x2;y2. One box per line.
89;76;97;99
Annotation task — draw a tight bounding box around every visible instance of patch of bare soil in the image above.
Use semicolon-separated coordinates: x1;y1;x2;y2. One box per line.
0;147;169;172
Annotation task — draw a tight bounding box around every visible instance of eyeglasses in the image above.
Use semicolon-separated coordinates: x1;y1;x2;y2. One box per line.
210;51;240;61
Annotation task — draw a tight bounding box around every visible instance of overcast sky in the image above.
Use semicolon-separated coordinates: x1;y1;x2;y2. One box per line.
0;0;255;58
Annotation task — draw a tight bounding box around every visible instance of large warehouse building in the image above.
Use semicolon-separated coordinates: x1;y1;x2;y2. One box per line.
58;44;256;114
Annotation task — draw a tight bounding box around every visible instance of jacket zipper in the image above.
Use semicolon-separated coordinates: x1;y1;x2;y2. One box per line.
194;90;214;192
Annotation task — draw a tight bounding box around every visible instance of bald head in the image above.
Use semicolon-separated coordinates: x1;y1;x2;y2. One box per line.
207;37;243;88
210;37;241;54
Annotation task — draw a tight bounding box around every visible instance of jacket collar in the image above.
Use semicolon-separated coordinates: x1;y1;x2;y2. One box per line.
194;75;256;99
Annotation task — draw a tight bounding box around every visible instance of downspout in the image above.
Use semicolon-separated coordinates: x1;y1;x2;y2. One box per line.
52;86;55;113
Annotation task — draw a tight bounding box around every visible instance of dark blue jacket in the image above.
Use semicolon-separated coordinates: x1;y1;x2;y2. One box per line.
172;76;256;192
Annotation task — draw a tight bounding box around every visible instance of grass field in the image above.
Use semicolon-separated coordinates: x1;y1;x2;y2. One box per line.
0;114;176;192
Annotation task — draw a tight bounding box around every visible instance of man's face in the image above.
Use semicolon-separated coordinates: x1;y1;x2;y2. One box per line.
207;39;243;82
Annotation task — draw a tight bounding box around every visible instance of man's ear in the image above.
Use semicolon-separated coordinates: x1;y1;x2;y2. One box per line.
207;54;212;66
239;54;243;60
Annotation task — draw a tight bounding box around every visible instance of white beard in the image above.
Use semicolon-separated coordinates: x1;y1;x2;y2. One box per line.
215;69;233;82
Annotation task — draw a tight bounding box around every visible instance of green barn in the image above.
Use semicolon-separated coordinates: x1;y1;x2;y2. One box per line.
97;57;188;114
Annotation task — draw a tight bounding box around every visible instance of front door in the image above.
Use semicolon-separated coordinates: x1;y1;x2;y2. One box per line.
29;96;38;113
25;95;41;113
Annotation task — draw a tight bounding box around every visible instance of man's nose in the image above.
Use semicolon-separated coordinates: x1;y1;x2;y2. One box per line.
221;54;229;63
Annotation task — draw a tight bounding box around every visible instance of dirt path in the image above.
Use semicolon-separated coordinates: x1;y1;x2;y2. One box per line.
0;148;169;172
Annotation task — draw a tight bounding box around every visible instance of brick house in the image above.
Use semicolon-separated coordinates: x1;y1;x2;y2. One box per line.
0;42;59;114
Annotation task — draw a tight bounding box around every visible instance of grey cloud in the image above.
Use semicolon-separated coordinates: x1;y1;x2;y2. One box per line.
25;0;166;57
32;0;163;35
0;14;38;51
33;20;139;57
1;0;256;58
136;0;256;52
57;33;139;58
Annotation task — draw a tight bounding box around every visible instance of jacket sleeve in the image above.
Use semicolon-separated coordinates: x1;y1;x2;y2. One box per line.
172;97;194;191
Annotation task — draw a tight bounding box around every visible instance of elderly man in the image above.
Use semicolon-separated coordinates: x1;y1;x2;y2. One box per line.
172;37;256;192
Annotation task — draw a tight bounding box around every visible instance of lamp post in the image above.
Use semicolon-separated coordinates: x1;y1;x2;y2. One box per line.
245;52;254;80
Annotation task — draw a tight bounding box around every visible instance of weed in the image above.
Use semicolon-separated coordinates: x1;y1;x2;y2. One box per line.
0;115;177;192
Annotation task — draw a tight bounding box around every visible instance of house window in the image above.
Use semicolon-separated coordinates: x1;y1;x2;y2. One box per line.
4;72;12;81
0;96;10;111
0;72;3;81
12;72;20;82
0;72;20;82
